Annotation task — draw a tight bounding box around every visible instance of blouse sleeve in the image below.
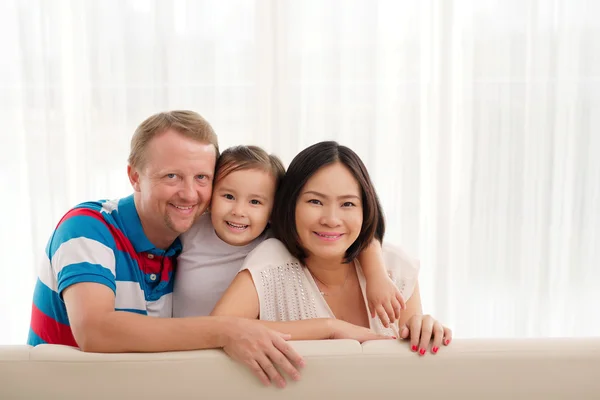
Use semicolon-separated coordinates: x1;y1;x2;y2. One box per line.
382;243;421;301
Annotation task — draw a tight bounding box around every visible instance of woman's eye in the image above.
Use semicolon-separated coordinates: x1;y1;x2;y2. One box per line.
342;202;356;207
308;199;322;205
224;194;235;200
250;199;262;205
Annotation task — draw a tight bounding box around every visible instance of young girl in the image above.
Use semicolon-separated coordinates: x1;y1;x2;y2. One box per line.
173;145;285;317
173;145;405;329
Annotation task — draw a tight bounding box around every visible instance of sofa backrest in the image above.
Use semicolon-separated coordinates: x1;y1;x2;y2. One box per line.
2;338;599;399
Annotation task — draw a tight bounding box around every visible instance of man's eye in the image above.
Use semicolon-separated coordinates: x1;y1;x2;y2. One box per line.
196;175;206;180
250;199;262;205
308;199;322;205
166;174;177;179
224;194;235;200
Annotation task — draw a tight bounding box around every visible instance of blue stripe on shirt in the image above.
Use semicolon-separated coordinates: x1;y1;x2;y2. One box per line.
32;278;70;326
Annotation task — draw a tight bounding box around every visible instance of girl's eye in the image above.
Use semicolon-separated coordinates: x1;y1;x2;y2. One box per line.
224;194;235;200
342;202;356;207
250;199;262;205
308;199;322;205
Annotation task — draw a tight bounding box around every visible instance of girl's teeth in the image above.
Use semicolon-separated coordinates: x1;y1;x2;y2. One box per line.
227;222;247;229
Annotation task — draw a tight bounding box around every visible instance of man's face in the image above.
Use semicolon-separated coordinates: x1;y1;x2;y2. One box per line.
128;128;217;249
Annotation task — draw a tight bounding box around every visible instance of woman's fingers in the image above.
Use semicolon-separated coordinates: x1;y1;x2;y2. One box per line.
398;324;410;340
409;316;422;353
400;316;450;355
417;315;434;355
443;326;453;346
430;321;444;354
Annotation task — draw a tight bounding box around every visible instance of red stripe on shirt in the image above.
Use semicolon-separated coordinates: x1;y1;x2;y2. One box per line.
30;303;78;348
60;206;174;281
60;208;137;256
139;256;175;279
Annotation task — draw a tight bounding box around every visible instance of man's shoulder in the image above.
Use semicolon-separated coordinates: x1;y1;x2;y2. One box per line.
65;198;121;220
48;198;126;256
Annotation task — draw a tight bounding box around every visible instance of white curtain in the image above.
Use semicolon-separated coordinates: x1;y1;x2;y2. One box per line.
1;0;599;345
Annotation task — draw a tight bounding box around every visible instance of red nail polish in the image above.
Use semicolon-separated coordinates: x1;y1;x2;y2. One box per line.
444;339;450;345
411;345;417;351
432;346;438;353
419;348;426;355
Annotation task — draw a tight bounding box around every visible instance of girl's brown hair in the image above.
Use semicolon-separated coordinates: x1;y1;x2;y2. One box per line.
215;145;285;189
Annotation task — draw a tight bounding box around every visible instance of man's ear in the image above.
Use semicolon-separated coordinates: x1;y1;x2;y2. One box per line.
127;165;141;192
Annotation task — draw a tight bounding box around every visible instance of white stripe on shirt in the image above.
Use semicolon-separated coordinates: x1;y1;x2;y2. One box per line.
52;237;116;277
114;280;146;311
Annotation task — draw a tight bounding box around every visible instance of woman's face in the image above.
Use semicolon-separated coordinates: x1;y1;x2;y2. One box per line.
295;162;364;263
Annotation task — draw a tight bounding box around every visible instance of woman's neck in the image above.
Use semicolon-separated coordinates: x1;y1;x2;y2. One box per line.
304;255;352;287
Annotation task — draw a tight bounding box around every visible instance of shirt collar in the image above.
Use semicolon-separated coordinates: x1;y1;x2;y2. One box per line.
118;195;182;257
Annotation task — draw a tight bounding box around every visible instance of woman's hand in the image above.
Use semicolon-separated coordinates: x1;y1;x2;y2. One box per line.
398;314;452;355
329;319;396;343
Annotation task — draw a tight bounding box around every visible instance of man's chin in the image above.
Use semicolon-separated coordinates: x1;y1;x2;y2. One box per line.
166;218;198;236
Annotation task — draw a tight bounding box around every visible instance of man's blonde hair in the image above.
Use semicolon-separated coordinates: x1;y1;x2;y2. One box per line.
128;110;219;169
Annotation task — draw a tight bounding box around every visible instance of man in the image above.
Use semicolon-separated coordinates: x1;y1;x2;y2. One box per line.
27;110;304;388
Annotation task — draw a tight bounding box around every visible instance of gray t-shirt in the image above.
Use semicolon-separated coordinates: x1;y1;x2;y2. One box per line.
172;213;267;317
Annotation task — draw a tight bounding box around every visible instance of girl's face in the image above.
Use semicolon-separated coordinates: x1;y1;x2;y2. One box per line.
294;162;363;264
210;168;276;246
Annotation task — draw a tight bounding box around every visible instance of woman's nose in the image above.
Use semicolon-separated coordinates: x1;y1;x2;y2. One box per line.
319;208;341;227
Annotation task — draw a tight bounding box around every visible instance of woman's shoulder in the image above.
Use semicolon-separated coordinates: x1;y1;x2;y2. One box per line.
242;238;298;271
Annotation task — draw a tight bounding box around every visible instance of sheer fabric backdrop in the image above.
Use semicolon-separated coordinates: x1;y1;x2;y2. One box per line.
1;0;598;344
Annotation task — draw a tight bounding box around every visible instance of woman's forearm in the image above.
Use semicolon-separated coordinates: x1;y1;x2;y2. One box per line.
258;319;335;340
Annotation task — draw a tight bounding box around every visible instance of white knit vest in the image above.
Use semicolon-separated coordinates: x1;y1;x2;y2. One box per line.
242;238;420;336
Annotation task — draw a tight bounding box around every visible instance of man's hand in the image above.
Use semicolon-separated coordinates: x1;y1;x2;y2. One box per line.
329;319;396;342
221;318;305;388
366;273;406;328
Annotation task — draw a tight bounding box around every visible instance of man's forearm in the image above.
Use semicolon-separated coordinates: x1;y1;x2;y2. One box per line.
77;312;233;353
258;319;335;340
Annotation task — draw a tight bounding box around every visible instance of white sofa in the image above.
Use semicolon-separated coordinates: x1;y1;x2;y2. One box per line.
2;338;599;399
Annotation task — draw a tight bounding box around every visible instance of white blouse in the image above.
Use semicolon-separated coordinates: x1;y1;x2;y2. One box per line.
241;238;420;336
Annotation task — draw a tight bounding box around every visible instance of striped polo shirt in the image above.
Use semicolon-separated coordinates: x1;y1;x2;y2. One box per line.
27;195;182;347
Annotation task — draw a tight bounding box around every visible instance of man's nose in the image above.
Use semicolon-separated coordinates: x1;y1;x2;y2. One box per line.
179;179;199;202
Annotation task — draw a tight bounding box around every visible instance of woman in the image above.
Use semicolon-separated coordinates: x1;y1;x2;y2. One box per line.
212;141;452;354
